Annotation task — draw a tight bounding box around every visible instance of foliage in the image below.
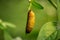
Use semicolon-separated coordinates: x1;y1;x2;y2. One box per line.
0;0;59;40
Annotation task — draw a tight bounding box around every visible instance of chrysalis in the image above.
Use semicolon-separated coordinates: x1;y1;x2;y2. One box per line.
26;10;35;33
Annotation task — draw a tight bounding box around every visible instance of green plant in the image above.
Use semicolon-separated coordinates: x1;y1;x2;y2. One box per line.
26;0;43;34
26;0;58;40
0;19;16;40
0;0;59;40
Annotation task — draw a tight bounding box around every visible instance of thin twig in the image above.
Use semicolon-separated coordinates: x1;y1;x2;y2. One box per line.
48;0;57;9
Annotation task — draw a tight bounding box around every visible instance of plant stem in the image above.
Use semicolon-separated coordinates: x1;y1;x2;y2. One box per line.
0;29;4;40
48;0;57;9
28;0;32;10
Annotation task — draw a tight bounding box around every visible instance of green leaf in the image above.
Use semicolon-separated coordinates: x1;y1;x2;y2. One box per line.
32;1;43;9
46;31;57;40
37;22;57;40
0;19;16;30
4;22;16;28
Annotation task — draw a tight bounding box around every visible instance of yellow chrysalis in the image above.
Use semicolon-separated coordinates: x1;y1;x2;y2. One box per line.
26;10;35;33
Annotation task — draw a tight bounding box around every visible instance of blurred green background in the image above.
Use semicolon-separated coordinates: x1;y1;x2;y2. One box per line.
0;0;59;40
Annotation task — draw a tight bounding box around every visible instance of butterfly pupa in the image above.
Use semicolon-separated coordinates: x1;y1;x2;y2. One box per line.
26;10;35;33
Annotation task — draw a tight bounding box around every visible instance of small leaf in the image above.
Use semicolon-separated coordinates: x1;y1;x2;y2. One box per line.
4;22;16;28
0;19;16;30
32;1;43;9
